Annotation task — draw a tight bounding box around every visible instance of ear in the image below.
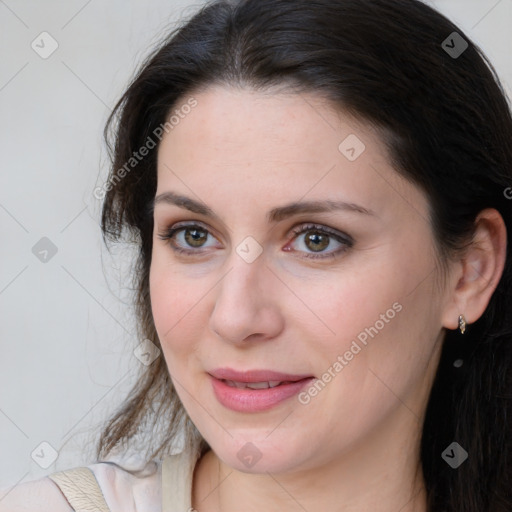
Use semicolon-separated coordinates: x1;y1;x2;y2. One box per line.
441;208;507;331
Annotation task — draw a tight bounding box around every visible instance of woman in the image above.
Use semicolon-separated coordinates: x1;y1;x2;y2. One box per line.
2;0;511;510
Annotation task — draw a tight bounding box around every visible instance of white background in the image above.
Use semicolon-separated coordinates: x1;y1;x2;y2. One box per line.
1;0;511;491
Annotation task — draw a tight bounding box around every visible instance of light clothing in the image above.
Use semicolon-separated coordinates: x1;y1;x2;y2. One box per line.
46;442;202;512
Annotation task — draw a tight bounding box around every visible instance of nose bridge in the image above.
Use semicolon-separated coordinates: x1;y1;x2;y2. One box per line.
217;243;267;308
209;242;282;342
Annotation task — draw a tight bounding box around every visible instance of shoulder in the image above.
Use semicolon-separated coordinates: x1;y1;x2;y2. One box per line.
0;460;162;512
0;445;200;512
87;459;162;511
0;476;74;511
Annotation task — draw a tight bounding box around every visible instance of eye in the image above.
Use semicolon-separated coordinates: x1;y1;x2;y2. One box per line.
285;223;353;260
157;222;218;256
157;221;353;260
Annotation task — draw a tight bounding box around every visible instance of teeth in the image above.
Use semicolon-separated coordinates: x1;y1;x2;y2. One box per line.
224;380;284;389
225;380;247;389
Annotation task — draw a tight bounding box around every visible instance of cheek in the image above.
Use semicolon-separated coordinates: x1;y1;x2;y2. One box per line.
307;248;437;392
308;266;402;351
149;263;205;360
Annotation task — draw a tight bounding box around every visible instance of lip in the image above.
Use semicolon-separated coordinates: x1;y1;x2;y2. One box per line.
208;368;315;413
208;368;314;383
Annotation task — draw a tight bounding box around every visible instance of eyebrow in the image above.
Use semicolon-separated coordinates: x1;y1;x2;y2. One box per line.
152;191;377;223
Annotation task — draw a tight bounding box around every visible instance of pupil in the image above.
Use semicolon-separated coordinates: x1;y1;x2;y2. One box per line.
186;228;207;247
307;231;329;252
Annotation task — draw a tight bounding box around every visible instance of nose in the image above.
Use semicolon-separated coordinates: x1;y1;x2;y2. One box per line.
208;251;284;344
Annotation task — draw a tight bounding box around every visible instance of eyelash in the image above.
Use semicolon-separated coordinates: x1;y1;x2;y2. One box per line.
157;222;353;260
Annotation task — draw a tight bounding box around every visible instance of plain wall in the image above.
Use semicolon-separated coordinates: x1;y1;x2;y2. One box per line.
1;0;511;490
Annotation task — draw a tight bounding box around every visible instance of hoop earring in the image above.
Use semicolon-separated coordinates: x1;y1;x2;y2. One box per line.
458;314;466;334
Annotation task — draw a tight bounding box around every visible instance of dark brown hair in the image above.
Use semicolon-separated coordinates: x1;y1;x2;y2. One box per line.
97;0;512;509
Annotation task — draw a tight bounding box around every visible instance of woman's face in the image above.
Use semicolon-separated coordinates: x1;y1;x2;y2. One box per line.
150;85;450;474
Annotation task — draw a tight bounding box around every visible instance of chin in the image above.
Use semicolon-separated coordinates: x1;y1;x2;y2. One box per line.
211;434;309;475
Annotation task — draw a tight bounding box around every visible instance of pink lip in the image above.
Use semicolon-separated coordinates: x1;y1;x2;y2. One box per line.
208;368;315;413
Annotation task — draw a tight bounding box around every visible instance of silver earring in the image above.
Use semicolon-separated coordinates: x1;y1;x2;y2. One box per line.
458;314;466;334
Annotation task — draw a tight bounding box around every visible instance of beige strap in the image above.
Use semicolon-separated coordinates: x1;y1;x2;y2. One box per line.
47;467;111;512
162;451;194;512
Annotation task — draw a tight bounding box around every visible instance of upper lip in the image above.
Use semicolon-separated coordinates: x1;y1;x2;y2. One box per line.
208;368;314;383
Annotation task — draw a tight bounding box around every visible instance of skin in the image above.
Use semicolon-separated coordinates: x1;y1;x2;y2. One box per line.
149;85;506;512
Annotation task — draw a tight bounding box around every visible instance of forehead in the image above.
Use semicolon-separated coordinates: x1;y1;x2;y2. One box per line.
155;85;428;224
159;85;374;161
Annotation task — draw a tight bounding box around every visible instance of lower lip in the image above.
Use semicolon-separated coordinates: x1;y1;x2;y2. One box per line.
210;375;315;412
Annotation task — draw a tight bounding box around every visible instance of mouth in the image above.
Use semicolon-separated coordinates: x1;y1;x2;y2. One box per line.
208;367;314;383
221;379;306;389
207;368;315;412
